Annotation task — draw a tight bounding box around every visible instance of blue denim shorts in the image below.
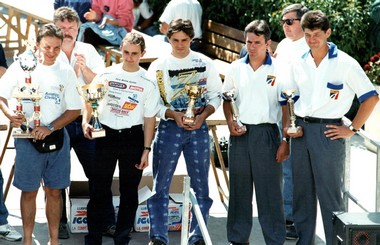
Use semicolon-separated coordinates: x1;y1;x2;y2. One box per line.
13;129;71;191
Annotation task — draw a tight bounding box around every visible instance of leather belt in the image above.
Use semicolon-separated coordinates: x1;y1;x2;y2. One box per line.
74;115;83;123
296;116;342;124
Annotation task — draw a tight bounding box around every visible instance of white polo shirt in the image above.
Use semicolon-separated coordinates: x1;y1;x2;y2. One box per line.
94;64;160;130
223;54;282;124
0;60;82;127
57;41;105;85
280;42;378;118
275;37;309;66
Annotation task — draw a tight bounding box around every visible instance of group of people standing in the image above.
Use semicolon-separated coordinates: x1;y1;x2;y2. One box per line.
0;2;378;245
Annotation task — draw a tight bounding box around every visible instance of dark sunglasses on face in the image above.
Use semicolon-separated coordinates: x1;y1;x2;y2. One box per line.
281;18;301;26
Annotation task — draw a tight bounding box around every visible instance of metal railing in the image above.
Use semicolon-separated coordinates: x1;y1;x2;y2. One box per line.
181;176;212;245
342;117;380;212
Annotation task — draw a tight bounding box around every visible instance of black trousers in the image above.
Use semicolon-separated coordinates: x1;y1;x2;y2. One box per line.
85;125;144;245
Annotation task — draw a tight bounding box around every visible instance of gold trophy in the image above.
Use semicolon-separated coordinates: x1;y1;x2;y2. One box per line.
79;83;108;138
183;85;203;125
12;42;42;138
222;90;246;132
283;89;300;134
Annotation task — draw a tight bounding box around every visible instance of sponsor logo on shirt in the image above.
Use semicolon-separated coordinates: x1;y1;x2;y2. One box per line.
129;85;144;92
330;90;339;100
122;102;137;110
266;75;276;86
109;81;127;89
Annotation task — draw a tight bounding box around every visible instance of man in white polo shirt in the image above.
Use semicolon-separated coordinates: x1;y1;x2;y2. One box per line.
280;10;379;245
223;20;288;245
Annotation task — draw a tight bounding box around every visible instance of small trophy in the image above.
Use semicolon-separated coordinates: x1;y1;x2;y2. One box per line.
79;83;108;138
183;85;203;125
222;90;246;132
12;41;42;138
283;89;300;134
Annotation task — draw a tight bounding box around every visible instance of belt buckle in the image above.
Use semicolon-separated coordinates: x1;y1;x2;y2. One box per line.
303;116;310;123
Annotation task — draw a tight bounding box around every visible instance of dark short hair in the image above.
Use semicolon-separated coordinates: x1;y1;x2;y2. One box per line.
122;32;146;52
37;23;64;43
301;10;330;32
282;4;309;19
53;6;80;25
244;20;271;42
167;19;195;39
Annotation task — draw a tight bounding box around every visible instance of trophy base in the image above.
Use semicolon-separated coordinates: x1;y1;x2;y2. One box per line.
183;117;195;125
287;126;300;134
12;129;34;138
91;129;106;138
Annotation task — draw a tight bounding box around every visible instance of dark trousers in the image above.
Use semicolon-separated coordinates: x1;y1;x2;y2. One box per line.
61;119;113;225
292;119;345;245
85;124;144;245
227;123;286;245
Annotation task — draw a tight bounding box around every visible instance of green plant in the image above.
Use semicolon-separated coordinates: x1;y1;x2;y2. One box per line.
148;0;374;64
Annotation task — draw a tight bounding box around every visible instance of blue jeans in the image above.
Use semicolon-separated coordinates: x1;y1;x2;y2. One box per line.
148;120;213;244
279;121;294;222
283;155;294;222
0;168;8;225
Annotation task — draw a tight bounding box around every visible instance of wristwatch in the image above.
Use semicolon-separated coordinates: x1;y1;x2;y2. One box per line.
348;124;358;133
46;123;55;132
282;137;290;143
143;146;152;151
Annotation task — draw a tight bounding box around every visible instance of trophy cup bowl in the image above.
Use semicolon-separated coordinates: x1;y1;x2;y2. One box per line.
222;90;246;132
80;83;108;138
283;89;300;134
16;49;38;73
183;85;203;125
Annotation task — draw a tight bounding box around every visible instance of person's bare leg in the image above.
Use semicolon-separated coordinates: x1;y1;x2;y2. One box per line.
20;190;38;245
45;187;62;245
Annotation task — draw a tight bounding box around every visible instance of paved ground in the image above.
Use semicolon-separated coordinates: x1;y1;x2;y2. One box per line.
0;1;379;244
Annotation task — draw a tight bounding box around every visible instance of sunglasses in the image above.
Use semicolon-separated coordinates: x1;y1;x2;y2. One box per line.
281;18;301;26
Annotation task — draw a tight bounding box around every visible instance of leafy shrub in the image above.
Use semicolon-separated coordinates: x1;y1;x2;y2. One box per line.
148;0;374;64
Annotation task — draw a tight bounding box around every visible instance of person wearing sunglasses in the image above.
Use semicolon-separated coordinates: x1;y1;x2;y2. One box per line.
273;3;309;241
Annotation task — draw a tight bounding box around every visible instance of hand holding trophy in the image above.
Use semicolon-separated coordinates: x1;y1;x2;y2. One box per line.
182;85;203;125
79;82;108;138
222;90;246;132
12;40;43;138
283;89;300;134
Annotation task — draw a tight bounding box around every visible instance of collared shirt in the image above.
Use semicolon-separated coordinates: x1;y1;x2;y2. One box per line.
223;53;282;124
279;42;378;118
57;41;105;85
95;64;159;130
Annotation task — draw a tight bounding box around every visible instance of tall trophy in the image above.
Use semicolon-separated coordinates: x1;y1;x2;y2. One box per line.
183;85;203;125
283;89;300;134
12;41;42;138
222;90;246;132
79;83;108;138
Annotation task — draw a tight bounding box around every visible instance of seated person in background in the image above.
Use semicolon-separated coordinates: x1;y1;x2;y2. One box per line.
155;0;203;51
54;0;91;24
133;0;159;36
77;0;134;47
